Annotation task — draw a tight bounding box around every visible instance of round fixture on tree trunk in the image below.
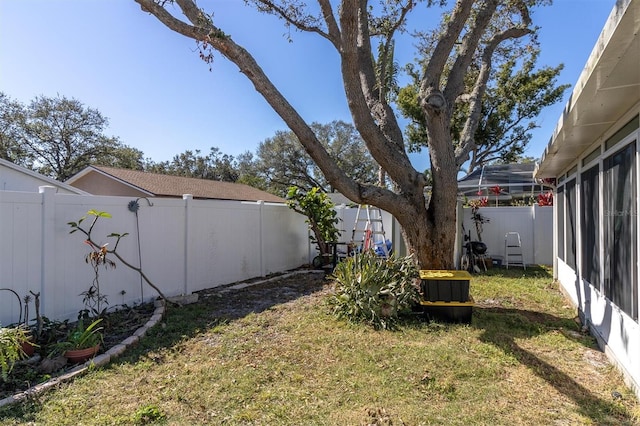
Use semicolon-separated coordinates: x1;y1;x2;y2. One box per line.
426;92;446;109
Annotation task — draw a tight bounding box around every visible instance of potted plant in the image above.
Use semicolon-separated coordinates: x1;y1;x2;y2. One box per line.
50;318;103;363
0;325;32;382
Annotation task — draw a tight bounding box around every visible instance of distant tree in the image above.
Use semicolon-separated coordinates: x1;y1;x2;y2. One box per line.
145;147;239;182
492;155;537;165
235;150;267;190
255;129;317;195
398;52;569;177
255;121;378;196
0;92;32;166
97;146;146;171
1;93;141;180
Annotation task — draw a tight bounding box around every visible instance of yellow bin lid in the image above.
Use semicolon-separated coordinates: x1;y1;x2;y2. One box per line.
419;270;472;280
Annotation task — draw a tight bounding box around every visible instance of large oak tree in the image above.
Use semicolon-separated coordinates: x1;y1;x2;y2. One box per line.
0;93;145;180
136;0;549;269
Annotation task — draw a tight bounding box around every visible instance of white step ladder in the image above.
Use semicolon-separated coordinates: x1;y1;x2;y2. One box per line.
505;232;526;270
351;205;390;257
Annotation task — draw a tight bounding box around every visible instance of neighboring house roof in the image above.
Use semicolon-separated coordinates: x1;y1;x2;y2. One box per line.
0;158;88;194
458;163;543;198
66;165;286;203
537;0;640;177
458;163;535;188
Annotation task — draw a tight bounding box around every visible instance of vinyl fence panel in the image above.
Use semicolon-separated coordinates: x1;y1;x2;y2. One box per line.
0;188;309;325
461;205;553;266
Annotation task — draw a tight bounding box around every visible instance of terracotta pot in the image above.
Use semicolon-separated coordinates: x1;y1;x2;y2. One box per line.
64;344;100;363
21;340;35;357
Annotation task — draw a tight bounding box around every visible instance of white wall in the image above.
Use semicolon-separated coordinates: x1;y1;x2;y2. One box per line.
461;205;553;266
330;204;551;265
0;160;82;194
0;187;308;325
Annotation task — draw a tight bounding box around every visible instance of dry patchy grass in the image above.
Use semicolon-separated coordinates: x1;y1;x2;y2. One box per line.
1;267;638;425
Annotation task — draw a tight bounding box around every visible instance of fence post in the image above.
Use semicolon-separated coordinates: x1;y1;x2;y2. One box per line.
258;200;266;277
39;186;56;318
183;194;193;295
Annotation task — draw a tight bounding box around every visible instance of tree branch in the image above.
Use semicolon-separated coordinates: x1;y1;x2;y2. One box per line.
136;0;406;210
421;0;474;99
339;0;421;191
249;0;338;46
455;25;532;166
443;0;499;107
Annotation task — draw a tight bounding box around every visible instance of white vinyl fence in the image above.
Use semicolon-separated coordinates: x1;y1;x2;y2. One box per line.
0;186;309;326
460;205;553;266
331;204;552;267
1;186;552;326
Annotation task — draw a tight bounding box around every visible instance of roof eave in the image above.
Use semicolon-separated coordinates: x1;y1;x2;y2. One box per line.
536;0;640;179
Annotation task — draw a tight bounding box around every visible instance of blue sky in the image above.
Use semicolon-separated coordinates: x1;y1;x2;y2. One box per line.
0;0;617;173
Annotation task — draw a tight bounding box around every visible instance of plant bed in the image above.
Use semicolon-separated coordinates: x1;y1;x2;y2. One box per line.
0;302;155;400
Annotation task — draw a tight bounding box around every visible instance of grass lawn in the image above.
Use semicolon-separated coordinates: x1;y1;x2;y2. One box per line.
1;266;638;425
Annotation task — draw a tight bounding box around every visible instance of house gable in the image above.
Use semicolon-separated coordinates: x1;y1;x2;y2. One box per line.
0;158;87;194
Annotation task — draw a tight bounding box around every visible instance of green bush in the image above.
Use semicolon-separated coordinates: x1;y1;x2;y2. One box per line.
0;326;30;382
286;187;340;258
330;251;420;329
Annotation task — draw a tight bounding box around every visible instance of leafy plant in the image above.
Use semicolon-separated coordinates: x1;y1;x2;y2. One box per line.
68;209;169;302
538;190;553;206
131;404;166;425
286;187;341;260
49;318;103;357
79;239;116;320
0;326;31;382
330;251;419;330
490;185;502;206
468;198;490;242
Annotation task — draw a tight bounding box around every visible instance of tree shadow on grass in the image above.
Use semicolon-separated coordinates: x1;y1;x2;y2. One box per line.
473;306;636;425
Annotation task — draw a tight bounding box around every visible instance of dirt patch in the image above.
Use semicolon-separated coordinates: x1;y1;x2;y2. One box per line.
197;270;331;320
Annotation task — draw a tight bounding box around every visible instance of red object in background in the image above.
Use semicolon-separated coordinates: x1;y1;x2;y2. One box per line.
490;185;502;195
538;191;554;206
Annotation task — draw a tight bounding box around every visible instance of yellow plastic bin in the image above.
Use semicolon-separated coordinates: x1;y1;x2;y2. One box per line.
419;270;471;302
420;297;474;323
419;270;474;323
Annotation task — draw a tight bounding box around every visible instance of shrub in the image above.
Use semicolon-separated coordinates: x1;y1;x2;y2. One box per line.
0;326;30;382
286;187;340;259
330;251;419;329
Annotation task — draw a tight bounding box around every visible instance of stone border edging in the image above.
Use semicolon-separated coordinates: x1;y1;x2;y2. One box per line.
0;301;166;409
215;269;325;294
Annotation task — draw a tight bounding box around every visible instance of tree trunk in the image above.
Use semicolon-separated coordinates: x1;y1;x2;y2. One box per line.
391;189;456;271
134;0;503;272
398;99;459;270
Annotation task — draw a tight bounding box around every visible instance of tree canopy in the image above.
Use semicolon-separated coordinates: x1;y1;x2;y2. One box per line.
0;93;144;180
252;121;379;196
135;0;562;269
145;147;239;182
0;92;375;198
397;50;569;177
